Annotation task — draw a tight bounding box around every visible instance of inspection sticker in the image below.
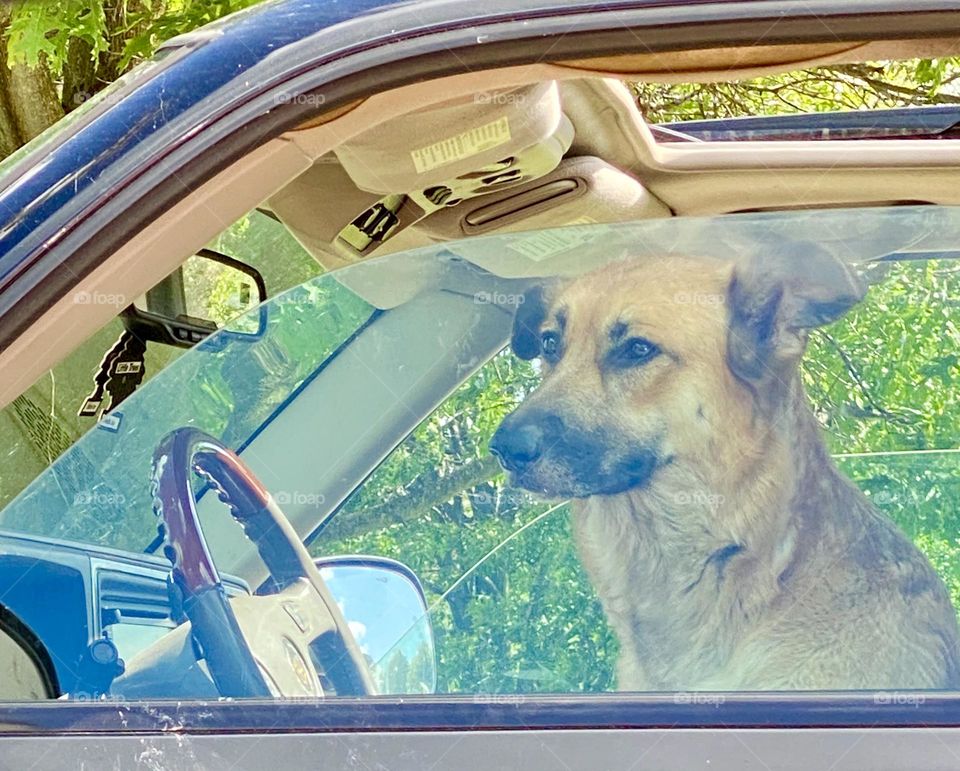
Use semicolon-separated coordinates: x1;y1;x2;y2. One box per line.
411;117;511;174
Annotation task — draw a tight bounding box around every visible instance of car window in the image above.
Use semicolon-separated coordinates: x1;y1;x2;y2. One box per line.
3;207;960;701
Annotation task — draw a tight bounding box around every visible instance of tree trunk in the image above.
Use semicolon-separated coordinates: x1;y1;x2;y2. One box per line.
0;9;23;158
0;8;63;156
7;56;64;141
0;62;23;157
62;38;99;112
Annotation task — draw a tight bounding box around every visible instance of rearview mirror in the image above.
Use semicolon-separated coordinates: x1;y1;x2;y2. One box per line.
121;249;266;348
314;555;436;695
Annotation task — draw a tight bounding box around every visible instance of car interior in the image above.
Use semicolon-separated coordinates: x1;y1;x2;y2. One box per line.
2;33;960;700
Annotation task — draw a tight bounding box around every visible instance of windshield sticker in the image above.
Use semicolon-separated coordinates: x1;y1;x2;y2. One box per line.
506;224;599;262
97;412;122;433
410;117;511;174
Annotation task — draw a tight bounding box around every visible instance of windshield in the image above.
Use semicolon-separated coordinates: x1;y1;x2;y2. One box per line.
1;207;957;554
0;279;373;552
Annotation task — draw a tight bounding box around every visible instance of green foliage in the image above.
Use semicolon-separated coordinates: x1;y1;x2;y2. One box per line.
807;260;960;614
633;59;960;122
7;0;108;68
6;0;262;72
118;0;263;70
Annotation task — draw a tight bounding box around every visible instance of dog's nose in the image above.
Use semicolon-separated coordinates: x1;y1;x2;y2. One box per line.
492;411;567;472
490;419;550;472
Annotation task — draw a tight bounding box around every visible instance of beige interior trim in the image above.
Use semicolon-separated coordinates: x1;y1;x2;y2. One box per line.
643;141;960;214
286;63;571;159
0;137;313;408
555;37;960;82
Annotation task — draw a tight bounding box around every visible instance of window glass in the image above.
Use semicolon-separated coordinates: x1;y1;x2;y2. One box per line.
3;207;960;700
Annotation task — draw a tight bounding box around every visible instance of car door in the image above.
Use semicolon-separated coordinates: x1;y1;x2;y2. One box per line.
4;1;960;768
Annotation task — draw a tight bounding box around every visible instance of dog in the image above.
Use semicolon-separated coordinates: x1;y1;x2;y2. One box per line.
489;245;960;690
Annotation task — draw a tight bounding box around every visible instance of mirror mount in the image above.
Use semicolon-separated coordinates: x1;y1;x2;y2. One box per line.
78;250;267;419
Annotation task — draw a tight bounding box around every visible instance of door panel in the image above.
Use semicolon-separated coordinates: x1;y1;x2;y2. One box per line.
2;728;959;770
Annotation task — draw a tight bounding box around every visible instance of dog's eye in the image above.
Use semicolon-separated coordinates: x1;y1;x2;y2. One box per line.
540;331;561;361
612;337;660;368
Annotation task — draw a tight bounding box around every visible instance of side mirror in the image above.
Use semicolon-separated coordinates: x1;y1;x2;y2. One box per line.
314;555;436;695
121;249;267;348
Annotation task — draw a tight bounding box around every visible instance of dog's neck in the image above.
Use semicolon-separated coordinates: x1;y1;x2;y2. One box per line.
571;377;847;688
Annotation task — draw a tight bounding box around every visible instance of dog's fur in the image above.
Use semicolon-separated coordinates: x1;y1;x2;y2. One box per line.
490;248;960;690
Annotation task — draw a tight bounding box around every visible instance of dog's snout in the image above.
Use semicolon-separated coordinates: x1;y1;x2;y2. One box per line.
490;422;544;472
490;412;563;472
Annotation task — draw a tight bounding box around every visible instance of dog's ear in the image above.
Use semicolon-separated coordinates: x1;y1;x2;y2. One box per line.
726;242;865;386
511;284;552;360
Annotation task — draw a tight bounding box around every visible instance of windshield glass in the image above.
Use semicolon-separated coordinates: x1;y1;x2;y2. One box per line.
0;279;372;551
1;206;957;552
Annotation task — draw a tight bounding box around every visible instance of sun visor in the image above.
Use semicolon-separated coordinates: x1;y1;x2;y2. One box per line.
267;157;431;272
334;81;570;195
273;82;574;268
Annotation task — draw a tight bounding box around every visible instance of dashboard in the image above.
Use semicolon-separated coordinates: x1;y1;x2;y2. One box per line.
0;529;249;697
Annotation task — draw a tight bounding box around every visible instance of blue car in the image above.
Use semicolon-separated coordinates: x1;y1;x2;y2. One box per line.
2;1;960;767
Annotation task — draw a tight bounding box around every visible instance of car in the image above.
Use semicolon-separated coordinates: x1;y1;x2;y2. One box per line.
2;0;960;767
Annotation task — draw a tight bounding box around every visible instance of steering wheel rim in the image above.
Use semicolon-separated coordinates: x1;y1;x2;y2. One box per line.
151;426;375;698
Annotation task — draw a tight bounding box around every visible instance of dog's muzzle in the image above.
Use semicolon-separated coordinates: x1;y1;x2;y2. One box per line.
490;408;659;497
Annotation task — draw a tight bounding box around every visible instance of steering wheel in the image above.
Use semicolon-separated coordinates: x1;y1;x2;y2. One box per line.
151;427;375;698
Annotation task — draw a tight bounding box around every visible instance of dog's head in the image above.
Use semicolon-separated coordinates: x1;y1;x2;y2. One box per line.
489;245;864;499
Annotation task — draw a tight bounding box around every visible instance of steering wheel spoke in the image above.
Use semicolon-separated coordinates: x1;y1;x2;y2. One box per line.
228;584;331;698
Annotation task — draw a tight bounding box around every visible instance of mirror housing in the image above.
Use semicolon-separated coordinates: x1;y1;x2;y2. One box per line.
121;249;267;348
314;555;436;695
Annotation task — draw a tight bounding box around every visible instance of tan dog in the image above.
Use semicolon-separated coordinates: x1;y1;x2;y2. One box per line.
490;247;960;690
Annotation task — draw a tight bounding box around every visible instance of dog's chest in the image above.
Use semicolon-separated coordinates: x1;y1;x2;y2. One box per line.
572;496;753;688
